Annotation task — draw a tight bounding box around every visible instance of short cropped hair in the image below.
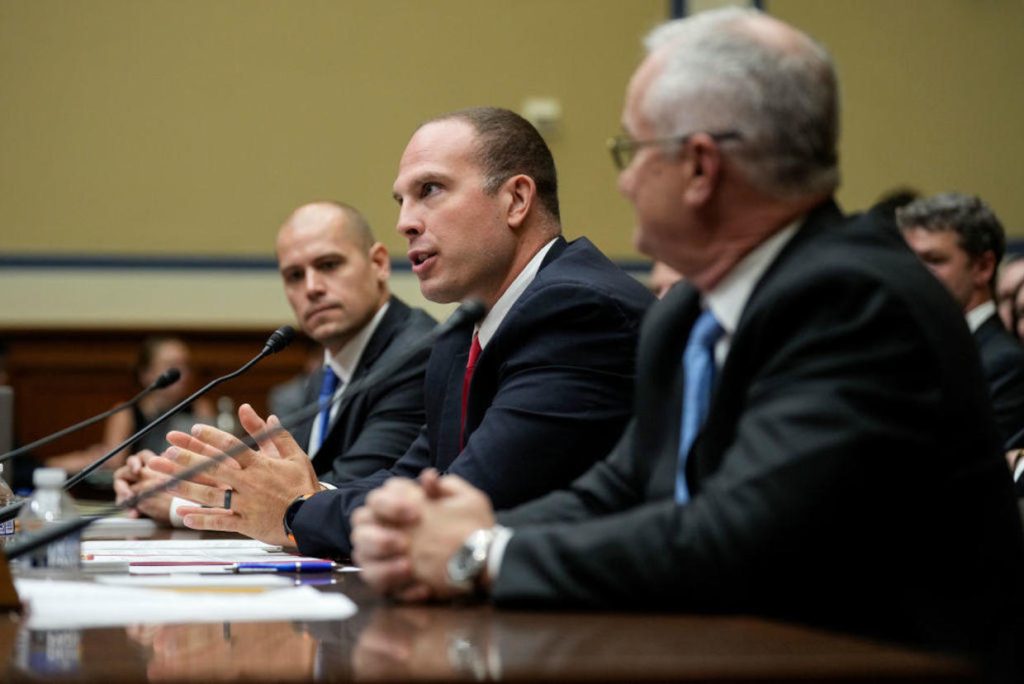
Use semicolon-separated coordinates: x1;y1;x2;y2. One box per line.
432;107;560;222
642;8;840;199
896;193;1006;275
324;200;376;252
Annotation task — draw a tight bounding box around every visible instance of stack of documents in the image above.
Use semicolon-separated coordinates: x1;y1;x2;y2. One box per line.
15;578;357;629
81;538;340;574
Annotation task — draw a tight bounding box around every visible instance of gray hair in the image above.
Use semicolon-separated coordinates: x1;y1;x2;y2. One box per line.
642;8;840;199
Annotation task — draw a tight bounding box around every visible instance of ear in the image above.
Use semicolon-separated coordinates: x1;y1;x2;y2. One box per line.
973;250;997;289
681;134;723;206
502;174;537;229
368;242;390;283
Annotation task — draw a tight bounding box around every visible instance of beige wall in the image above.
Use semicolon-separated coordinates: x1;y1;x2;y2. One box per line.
0;0;665;261
2;1;1022;328
772;0;1024;230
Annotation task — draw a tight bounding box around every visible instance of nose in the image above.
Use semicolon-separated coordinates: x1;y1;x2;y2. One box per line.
304;269;325;299
396;204;424;241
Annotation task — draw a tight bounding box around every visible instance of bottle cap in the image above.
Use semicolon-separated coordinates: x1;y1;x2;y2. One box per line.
33;467;67;488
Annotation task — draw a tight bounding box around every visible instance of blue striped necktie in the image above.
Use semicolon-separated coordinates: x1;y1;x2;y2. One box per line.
316;366;340;452
676;309;725;504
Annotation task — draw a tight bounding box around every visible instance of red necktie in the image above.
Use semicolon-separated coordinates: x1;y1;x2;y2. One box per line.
460;334;482;448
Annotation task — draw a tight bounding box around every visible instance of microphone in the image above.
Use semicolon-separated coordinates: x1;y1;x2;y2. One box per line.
0;368;182;464
3;302;485;560
0;326;295;523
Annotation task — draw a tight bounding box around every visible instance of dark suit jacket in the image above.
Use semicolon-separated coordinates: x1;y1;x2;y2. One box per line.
973;312;1024;448
291;236;654;557
289;297;436;484
495;201;1024;654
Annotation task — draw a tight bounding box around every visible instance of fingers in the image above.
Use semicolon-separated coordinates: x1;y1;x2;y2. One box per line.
393;582;434;604
149;447;237;489
237;404;279;463
351;516;411;559
364;479;425;527
113;475;135;505
166;427;246;470
418;468;443;498
180;511;243;533
176;505;234;519
265;415;310;463
433;473;476;497
354;552;416;596
166;477;231;508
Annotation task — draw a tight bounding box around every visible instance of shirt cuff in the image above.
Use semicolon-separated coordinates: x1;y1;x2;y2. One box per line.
168;496;197;528
486;525;513;585
319;480;336;490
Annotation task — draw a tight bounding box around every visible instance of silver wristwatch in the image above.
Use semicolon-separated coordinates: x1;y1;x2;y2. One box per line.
447;527;498;591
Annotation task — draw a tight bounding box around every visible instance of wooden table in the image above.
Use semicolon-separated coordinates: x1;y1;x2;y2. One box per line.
0;567;976;682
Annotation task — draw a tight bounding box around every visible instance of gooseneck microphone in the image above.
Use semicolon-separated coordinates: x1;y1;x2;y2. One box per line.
4;302;485;562
0;368;182;465
0;326;295;524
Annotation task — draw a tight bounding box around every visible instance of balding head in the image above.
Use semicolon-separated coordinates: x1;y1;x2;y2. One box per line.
277;201;375;254
276;201;390;354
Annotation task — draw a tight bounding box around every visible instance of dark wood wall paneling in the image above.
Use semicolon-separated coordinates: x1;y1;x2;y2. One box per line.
1;328;313;467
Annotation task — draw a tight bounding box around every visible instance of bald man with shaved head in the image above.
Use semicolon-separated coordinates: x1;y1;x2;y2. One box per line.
115;201;435;521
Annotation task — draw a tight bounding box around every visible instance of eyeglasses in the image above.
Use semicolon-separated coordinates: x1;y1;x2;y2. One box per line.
606;131;742;171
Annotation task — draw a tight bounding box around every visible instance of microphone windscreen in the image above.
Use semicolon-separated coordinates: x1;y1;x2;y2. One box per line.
263;325;296;355
153;368;181;390
457;299;487;326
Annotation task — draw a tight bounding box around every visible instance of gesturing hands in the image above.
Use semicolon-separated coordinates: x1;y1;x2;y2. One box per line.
146;403;321;548
352;469;496;602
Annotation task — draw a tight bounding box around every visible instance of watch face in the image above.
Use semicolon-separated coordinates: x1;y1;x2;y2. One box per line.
447;530;490;587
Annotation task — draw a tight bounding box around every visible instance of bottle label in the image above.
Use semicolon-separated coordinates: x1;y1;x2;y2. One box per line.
0;519;13;538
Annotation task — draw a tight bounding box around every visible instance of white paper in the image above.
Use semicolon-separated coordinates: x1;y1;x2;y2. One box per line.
95;574;291;588
82;516;159;539
80;539;324;569
15;578;357;630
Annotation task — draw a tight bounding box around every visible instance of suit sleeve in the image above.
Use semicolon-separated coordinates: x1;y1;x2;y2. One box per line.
290;425;431;559
492;273;1004;611
497;420;645;527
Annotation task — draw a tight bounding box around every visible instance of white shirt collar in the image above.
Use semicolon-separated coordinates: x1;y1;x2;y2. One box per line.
965;300;996;333
322;300;391;385
704;220;801;364
477;238;559;348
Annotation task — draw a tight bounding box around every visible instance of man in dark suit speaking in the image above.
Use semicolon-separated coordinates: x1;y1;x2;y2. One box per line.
150;108;653;554
352;7;1024;657
114;201;435;522
898;193;1024;449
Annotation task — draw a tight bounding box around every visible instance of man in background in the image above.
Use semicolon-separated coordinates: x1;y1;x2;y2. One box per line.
899;192;1024;447
115;201;435;521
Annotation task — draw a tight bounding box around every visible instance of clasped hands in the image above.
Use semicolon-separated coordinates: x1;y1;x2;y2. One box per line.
351;468;496;602
115;403;321;547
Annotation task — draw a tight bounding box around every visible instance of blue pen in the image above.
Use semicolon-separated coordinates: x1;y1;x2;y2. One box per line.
233;561;336;573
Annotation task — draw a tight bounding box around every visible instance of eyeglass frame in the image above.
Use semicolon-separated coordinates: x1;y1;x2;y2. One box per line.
606;130;743;171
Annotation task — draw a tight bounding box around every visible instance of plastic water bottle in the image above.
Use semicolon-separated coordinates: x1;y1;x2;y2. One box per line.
216;396;238;435
15;468;81;569
0;463;15;547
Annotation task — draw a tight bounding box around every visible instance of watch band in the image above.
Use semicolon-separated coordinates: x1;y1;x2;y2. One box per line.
283;493;313;544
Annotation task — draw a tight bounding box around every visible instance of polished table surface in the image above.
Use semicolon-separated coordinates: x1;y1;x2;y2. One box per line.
0;532;977;682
